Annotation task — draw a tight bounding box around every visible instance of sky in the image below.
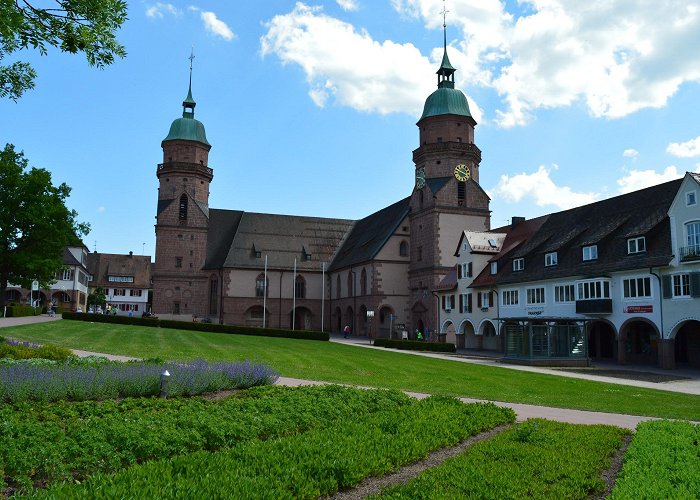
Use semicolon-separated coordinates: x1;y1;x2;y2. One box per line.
3;0;700;259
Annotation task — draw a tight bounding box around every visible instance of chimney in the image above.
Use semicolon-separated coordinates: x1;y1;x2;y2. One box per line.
129;251;133;257
511;216;525;227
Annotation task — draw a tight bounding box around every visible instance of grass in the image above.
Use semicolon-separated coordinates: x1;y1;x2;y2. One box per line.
3;320;700;420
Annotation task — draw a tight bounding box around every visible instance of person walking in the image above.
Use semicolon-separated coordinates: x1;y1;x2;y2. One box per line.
343;325;351;338
416;329;423;341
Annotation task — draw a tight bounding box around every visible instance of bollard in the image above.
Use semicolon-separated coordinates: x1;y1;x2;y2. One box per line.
160;369;170;398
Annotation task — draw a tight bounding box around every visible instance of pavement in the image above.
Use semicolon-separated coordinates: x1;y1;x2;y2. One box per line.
2;316;698;430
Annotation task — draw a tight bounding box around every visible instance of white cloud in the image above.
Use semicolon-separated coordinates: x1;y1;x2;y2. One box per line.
97;206;106;213
623;149;638;159
337;0;359;11
616;166;684;193
261;3;436;115
667;135;700;158
146;2;180;18
491;165;600;210
200;11;235;41
393;0;700;126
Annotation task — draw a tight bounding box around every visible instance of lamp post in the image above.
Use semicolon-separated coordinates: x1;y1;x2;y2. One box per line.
160;369;170;398
366;309;375;341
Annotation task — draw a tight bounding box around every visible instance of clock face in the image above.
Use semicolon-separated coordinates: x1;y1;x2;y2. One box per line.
415;167;426;188
454;163;471;182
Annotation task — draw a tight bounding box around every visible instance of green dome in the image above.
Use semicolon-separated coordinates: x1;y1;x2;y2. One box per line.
163;114;210;146
419;87;472;121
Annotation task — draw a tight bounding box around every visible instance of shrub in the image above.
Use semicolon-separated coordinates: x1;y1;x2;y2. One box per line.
62;312;160;327
0;339;73;361
3;305;37;317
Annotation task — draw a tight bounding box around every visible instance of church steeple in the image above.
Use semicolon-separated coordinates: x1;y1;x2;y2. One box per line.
437;2;455;89
182;49;197;118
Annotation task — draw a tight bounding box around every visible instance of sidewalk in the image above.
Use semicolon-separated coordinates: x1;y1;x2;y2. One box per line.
329;334;700;396
0;315;61;328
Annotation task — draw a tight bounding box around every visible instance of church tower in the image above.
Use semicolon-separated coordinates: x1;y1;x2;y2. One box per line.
408;17;490;335
152;55;213;318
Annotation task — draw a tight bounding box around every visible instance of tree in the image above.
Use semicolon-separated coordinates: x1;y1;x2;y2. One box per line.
0;0;127;100
0;143;89;308
87;286;106;311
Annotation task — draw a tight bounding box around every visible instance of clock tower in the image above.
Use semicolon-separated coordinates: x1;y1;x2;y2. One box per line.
408;21;490;335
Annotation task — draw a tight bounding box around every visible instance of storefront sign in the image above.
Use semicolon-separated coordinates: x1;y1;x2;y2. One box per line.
526;308;544;316
624;305;653;313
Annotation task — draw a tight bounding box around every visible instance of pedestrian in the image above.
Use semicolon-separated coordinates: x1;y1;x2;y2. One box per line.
343;325;350;338
416;329;423;341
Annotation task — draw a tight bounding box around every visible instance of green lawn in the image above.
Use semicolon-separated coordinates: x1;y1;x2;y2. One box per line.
3;320;700;420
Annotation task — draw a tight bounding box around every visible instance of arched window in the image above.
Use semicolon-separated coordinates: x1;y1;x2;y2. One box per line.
360;269;367;296
255;273;268;297
457;181;466;206
336;275;341;299
294;275;306;299
419;190;424;209
347;271;353;297
687;221;700;251
209;277;218;315
399;241;408;257
179;193;188;221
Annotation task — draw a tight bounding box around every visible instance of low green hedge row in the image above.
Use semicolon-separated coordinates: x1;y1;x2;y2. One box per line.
0;343;73;361
376;419;629;499
1;385;412;493
373;338;456;353
1;305;37;317
61;312;329;340
32;397;515;498
611;420;700;499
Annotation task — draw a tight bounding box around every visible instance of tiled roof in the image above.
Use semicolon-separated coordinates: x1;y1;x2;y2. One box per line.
471;178;682;288
329;197;410;271
435;266;458;291
203;209;243;269
87;252;152;288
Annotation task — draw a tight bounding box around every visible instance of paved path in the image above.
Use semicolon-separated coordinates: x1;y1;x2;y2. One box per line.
330;335;700;396
0;315;61;328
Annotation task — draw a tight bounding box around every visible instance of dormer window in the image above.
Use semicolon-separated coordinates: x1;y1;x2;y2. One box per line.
582;245;598;261
513;258;524;271
545;252;558;267
490;262;497;274
627;236;646;254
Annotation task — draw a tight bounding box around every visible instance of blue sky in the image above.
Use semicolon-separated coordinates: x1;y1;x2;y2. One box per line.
3;0;700;258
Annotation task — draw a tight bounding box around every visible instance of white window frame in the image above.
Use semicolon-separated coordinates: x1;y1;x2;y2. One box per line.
502;289;519;306
544;252;558;267
554;284;575;303
623;277;652;299
687;221;700;249
490;262;497;274
576;279;611;300
481;291;492;308
627;236;646;254
512;258;524;271
582;245;598;261
687;191;697;206
526;287;545;305
61;269;74;281
672;273;690;298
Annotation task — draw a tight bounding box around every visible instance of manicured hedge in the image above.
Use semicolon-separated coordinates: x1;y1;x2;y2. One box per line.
373;338;456;353
2;305;37;317
611;420;700;499
31;396;514;498
61;313;329;340
378;419;629;499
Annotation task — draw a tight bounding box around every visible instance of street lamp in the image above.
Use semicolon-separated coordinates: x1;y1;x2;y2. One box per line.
366;309;375;341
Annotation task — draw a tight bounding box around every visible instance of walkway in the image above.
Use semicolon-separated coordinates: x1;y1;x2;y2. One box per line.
330;334;700;396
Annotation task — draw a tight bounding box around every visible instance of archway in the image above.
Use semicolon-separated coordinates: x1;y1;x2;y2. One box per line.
334;307;342;333
461;321;476;349
621;319;659;365
588;321;616;360
344;306;354;335
5;289;21;304
481;321;498;351
378;306;394;338
674;320;700;368
244;306;267;327
291;306;313;331
442;320;456;346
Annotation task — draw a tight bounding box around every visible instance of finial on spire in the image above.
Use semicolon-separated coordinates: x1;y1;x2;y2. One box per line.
436;0;455;89
441;0;449;49
183;47;197;116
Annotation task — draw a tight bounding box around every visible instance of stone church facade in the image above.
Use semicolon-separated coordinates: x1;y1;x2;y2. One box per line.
152;42;492;336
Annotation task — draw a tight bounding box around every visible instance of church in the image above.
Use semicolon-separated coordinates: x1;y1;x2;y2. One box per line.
152;37;491;337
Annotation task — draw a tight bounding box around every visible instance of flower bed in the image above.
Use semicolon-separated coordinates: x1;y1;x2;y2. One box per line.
27;396;515;498
611;420;700;499
0;386;415;494
376;419;629;499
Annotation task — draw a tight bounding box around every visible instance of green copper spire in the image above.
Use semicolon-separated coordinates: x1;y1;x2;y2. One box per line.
163;49;210;146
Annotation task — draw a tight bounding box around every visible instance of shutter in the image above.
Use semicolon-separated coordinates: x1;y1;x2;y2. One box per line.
459;294;464;313
488;291;494;308
690;272;700;298
457;265;462;279
468;262;473;277
467;293;473;313
662;275;672;299
441;296;446;310
477;293;482;308
451;295;455;309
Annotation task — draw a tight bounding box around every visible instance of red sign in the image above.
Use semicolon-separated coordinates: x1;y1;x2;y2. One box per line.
624;305;653;313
